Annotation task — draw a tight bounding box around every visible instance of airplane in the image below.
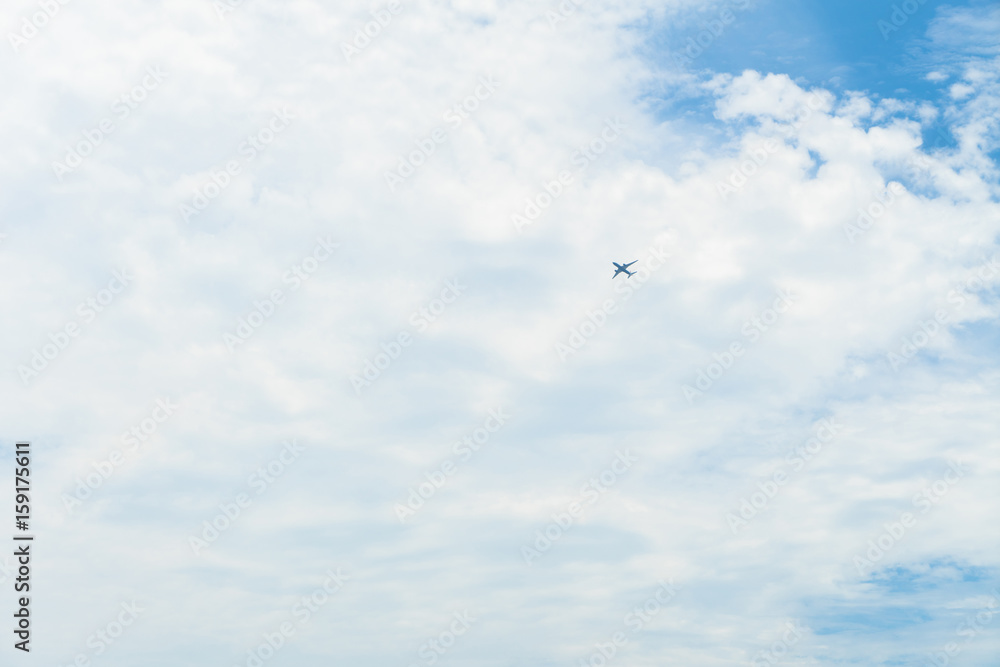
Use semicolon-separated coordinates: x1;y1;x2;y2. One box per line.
612;260;637;279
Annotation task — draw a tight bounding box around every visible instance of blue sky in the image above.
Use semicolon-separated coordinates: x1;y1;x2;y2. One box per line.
645;0;1000;154
1;0;999;665
658;0;956;93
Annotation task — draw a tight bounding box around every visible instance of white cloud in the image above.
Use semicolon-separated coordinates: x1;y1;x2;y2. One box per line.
1;0;999;664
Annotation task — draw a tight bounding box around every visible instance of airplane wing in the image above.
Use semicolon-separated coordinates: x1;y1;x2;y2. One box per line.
624;260;637;268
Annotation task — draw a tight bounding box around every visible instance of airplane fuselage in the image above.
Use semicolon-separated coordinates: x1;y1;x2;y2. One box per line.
612;261;637;279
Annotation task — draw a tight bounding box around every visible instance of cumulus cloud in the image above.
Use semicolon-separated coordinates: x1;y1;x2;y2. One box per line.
0;0;998;665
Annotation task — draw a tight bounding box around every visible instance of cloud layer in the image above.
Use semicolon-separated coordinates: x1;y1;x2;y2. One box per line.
1;0;998;665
